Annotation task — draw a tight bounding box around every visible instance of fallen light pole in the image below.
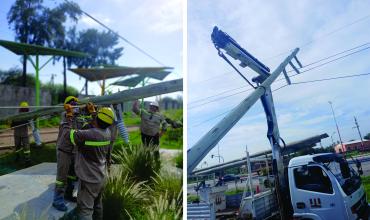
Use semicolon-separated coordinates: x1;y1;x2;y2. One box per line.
0;78;183;124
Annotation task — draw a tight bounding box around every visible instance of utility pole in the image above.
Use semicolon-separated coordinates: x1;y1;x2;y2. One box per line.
188;27;303;220
353;116;364;150
331;131;336;147
328;101;344;150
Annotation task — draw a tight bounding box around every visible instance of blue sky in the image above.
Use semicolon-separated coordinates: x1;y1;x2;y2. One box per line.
0;0;182;97
188;0;370;168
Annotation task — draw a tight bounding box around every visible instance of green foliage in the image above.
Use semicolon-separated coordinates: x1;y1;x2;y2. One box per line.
1;73;79;105
112;144;161;183
152;171;183;205
364;133;370;140
361;176;370;202
123;111;141;126
0;143;56;176
187;195;200;203
67;28;124;68
173;151;183;169
225;188;244;196
1;71;36;87
163;109;183;121
42;82;78;105
38;116;60;128
103;173;149;220
142;192;183;220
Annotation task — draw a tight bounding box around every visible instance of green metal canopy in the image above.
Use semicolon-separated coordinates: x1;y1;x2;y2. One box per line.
69;66;173;82
0;39;88;128
111;71;171;87
0;39;87;57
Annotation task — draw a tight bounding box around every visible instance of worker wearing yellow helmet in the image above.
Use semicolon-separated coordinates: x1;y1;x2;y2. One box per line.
53;96;95;211
61;106;114;219
11;101;31;165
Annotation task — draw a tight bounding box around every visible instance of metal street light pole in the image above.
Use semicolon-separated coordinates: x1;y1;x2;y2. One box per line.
353;116;364;151
331;132;336;147
329;101;344;150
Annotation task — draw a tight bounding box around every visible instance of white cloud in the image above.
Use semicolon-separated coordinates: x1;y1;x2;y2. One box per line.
130;0;182;34
188;0;370;168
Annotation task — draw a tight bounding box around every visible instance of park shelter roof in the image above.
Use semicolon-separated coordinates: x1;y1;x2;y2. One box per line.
69;66;173;82
0;39;87;57
111;71;171;87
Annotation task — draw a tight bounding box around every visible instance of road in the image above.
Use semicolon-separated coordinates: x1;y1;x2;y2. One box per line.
188;155;370;195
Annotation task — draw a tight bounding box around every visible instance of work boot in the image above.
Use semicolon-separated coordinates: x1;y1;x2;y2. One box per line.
65;181;77;202
53;191;68;212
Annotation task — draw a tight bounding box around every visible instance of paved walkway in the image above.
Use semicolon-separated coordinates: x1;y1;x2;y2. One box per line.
0;163;75;220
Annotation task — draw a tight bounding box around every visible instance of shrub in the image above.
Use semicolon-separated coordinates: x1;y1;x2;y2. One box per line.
173;151;183;169
103;173;149;220
143;191;182;220
112;144;161;183
152;171;182;205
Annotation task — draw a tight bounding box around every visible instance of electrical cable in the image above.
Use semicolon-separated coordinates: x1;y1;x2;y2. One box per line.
63;0;166;66
188;44;370;108
191;72;370;127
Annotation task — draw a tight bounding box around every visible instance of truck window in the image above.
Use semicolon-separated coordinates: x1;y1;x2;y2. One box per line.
294;166;333;194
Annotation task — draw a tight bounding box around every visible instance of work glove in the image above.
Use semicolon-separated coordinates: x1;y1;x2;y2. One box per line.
86;102;96;114
64;104;74;118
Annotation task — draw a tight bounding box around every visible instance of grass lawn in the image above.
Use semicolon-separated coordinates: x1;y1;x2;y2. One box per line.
126;129;183;150
0;143;56;175
362;175;370;200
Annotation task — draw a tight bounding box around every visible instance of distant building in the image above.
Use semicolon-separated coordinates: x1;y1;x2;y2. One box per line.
160;97;182;110
334;139;370;153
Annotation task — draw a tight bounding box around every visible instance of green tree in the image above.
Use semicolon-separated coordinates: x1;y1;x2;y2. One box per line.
67;28;124;95
364;133;370;140
7;0;81;87
68;28;124;68
7;0;43;86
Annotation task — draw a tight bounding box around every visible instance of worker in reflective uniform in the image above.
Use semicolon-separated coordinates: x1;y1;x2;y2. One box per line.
132;100;167;146
53;96;96;211
63;107;114;220
11;101;31;164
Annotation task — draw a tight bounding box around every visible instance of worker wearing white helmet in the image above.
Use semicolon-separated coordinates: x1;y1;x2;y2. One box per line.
132;100;168;147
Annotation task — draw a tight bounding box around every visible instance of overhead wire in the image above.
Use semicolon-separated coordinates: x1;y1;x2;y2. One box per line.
188;43;370;108
190;13;370;85
191;71;370;127
63;0;166;66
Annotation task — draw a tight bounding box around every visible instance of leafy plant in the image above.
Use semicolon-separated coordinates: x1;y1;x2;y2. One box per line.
103;173;149;220
112;144;161;183
173;151;183;169
143;191;182;220
152;171;182;205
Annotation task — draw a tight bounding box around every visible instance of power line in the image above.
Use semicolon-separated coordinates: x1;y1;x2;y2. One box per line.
264;12;370;60
191;13;370;85
188;43;370;108
63;0;166;66
191;72;370;127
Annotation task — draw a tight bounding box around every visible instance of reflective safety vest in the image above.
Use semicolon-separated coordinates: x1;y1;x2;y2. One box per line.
70;127;112;183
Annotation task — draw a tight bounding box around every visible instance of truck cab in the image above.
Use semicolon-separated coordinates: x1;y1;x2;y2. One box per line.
288;153;369;220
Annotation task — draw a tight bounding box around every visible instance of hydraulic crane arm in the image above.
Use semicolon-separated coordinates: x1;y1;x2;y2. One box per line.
187;27;299;173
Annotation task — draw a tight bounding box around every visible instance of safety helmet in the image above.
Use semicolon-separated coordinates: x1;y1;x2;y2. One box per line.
97;107;114;125
150;101;159;108
19;101;29;107
64;96;79;104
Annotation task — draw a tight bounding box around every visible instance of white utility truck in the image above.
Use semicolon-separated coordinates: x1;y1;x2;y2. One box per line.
288;153;368;220
240;153;369;219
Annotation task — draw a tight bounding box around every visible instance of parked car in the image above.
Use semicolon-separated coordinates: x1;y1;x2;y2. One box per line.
221;174;240;182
